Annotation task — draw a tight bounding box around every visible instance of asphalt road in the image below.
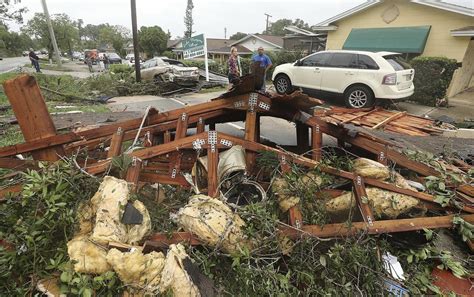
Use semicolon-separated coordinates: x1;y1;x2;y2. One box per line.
0;56;29;73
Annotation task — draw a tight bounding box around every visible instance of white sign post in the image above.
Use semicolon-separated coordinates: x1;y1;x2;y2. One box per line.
182;33;209;82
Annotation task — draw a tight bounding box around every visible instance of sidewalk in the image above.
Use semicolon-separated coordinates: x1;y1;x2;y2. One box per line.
393;88;474;123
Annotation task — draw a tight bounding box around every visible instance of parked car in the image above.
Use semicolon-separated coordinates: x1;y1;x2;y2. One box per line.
140;57;200;85
106;52;122;64
272;50;415;108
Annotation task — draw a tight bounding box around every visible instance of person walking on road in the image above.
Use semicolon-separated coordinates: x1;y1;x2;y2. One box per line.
28;48;41;73
227;47;240;89
251;46;272;92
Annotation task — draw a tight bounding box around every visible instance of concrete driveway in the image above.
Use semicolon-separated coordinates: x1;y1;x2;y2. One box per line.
393;88;474;123
0;56;29;73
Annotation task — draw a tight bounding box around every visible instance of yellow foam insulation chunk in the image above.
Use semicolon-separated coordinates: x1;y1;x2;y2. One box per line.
159;244;201;297
353;158;390;180
176;194;250;254
106;248;165;294
67;235;111;274
84;176;151;245
326;187;420;219
272;172;323;212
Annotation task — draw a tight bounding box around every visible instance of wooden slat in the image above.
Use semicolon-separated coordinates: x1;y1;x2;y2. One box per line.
282;214;474;238
139;172;190;187
371;111;407;130
3;74;64;160
311;124;322;161
353;175;375;226
125;157;142;192
296;122;310;148
107;127;124;158
207;146;219;198
340;108;379;124
0;184;22;200
244;109;257;172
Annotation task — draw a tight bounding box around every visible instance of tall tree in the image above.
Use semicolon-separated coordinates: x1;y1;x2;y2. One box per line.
23;13;79;58
138;25;168;57
184;0;194;38
229;32;247;40
0;0;27;23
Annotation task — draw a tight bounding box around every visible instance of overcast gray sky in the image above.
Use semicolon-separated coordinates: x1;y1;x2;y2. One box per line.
8;0;474;38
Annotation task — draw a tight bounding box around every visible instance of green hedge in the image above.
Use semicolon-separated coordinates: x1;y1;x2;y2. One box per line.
410;56;458;106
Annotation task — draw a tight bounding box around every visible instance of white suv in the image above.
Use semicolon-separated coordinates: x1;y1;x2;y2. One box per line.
272;50;415;108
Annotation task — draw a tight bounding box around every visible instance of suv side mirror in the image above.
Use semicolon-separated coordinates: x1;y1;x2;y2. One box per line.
295;59;301;66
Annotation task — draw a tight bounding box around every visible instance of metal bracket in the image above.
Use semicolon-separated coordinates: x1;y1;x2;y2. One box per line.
116;127;123;135
295;219;302;229
192;139;205;150
220;139;233;147
171;168;177;179
248;93;258;112
356;176;362;186
198;117;203;124
181;112;187;121
367;216;374;226
258;101;271;111
234;100;245;109
315;125;320;133
208;131;217;152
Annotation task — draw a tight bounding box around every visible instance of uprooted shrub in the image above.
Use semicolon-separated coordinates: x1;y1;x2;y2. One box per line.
410;56;458;106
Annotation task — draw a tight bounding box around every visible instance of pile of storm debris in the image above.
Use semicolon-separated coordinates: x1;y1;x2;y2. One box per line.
0;74;473;296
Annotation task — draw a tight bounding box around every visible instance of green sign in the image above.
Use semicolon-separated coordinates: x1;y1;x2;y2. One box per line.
182;34;206;59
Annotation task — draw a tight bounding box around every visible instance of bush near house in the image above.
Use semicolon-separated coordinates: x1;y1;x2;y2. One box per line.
409;56;458;106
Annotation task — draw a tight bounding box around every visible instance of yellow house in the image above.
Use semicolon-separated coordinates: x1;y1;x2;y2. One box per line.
313;0;474;97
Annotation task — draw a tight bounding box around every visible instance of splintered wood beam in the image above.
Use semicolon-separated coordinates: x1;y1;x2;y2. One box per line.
296;122;310;148
311;125;322;161
86;132;207;175
125;157;142;191
353;175;375;226
169;112;189;179
107;127;124;158
196;117;205;133
0;158;37;170
305;117;440;177
371;111;407;130
147;214;474;246
281;214;474;239
3;74;64;161
207;144;219;198
244;109;257;172
0;133;81;158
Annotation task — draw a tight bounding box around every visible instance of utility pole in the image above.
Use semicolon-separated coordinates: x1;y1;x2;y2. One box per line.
264;13;272;34
224;27;227;39
130;0;141;82
41;0;61;66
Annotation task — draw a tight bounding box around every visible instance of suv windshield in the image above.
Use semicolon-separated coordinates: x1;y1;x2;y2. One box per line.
383;55;412;71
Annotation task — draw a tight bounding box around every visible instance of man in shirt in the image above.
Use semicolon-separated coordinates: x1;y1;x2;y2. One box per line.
251;46;272;92
28;48;41;73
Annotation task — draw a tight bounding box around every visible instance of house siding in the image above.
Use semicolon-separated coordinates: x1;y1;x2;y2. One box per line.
326;0;473;61
447;39;474;97
237;38;280;52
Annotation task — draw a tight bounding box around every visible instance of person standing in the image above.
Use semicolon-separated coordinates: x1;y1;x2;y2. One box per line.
28;48;41;73
103;53;110;70
227;47;240;89
86;53;93;73
251;46;272;92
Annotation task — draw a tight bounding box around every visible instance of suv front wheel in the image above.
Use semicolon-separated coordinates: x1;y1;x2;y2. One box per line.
344;85;375;108
274;75;292;95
